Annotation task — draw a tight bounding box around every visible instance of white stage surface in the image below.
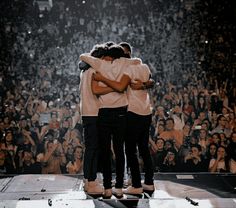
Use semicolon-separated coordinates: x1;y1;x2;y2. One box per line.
0;173;235;208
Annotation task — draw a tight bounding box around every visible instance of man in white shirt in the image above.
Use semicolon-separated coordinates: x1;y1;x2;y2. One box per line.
79;45;113;195
92;42;154;195
80;44;140;198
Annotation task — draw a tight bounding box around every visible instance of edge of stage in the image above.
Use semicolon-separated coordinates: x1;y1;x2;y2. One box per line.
0;173;235;208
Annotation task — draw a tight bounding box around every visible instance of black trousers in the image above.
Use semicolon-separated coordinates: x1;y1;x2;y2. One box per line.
82;116;99;181
125;111;154;187
98;107;127;189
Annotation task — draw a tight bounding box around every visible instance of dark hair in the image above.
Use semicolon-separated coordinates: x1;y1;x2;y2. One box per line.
91;44;107;58
216;114;226;125
106;45;125;59
104;41;115;47
202;118;211;130
190;143;202;152
74;145;83;154
4;130;15;145
205;143;218;159
22;149;33;157
217;145;230;172
72;145;84;162
158;118;166;125
119;42;132;54
80;44;107;72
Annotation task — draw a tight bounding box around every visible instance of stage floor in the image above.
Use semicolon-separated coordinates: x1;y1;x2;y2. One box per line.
0;173;235;208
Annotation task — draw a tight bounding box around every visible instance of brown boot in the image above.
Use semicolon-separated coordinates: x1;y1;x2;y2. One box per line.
87;181;104;195
103;189;112;199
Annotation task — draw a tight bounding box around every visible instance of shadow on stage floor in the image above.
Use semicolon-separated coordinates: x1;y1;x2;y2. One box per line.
0;173;235;208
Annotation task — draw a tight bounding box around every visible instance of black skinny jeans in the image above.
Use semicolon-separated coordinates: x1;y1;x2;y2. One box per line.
98;106;127;189
125;111;154;187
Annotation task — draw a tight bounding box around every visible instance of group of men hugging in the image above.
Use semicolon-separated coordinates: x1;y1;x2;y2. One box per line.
79;41;154;198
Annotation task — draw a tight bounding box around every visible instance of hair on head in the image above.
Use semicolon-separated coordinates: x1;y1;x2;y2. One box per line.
91;44;107;58
119;41;132;57
104;41;115;47
106;45;125;59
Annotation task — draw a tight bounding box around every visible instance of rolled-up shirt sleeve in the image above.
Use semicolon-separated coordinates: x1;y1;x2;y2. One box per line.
80;53;101;70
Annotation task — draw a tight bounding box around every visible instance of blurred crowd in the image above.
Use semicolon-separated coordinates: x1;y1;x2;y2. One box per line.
0;0;235;174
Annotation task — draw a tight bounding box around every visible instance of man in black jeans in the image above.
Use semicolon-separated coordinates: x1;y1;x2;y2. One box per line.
79;46;113;195
93;42;155;195
80;44;140;198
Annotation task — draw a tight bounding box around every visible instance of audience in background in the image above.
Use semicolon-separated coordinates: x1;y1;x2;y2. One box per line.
0;0;235;174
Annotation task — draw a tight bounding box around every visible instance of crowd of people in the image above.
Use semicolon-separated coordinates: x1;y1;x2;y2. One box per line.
0;0;235;178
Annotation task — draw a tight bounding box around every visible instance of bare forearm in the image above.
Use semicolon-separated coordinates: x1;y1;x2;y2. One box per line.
92;86;114;95
101;74;131;93
80;54;99;69
91;79;113;95
101;78;126;92
130;78;154;90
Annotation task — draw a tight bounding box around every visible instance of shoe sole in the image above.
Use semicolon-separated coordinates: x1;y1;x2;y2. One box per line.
87;192;103;195
103;195;112;199
113;194;123;199
124;192;143;195
112;190;123;198
87;193;103;198
142;187;154;192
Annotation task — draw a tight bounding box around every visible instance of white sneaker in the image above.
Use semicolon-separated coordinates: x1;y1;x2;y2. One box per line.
142;183;154;191
123;186;143;195
87;181;104;195
112;187;123;198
